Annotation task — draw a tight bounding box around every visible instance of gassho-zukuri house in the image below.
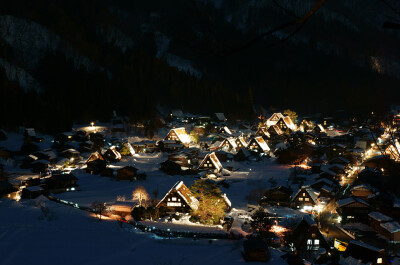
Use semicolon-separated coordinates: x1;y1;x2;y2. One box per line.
198;152;223;173
265;113;296;132
165;127;191;145
156;181;199;213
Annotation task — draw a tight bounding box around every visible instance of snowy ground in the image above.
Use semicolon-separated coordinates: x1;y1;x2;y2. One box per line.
0;197;287;265
1;131;304;264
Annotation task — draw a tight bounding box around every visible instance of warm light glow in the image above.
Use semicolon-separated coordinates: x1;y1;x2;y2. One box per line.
269;225;289;237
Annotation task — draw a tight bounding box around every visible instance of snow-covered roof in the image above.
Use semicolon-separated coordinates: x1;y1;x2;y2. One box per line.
301;215;317;227
25;128;36;137
108;146;122;160
380;221;400;233
329;156;350;164
219;137;237;150
320;185;333;193
337;197;369;208
25;186;44;192
266;113;285;126
311;178;334;187
214;113;227;121
62;149;80;154
348;240;382;253
265;113;296;130
256;127;270;138
291;186;318;204
368;212;392;222
222;126;232;135
156;181;199;210
236;136;247;147
222;193;231;207
198;152;223;172
171;109;184;117
351;184;371;192
168;127;191;144
247;136;270;152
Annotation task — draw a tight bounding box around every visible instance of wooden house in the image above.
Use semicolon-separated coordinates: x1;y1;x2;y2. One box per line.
310;178;334;191
235;136;248;149
86;159;107;175
235;148;251;161
313;124;326;134
341;240;389;265
168;152;192;167
255;127;270;139
0;181;19;200
384;140;400;161
198;152;223;173
24;128;36;141
45;174;78;189
291;215;329;255
213;113;227;123
267;125;284;137
263;186;292;206
369;212;392;233
86;151;104;164
291;186;318;211
329;156;350;166
325;144;347;160
299;119;314;132
380;221;400;242
116;166;138;181
336;197;370;223
104;146;122;162
61;149;80;161
219;126;232;136
31;160;49;174
219;137;237;152
21;186;45;199
160;160;182;175
351;184;372;199
165;127;191;145
247;136;270;154
266;113;296;132
156;181;199;213
243;238;270;262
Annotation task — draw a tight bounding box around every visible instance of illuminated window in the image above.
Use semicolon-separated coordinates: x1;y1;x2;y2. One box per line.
299;198;303;201
377;258;382;264
314;239;319;245
305;198;309;201
172;197;177;201
167;202;181;207
303;193;306;196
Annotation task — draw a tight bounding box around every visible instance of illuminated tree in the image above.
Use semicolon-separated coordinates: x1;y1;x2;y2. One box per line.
283;109;298;124
132;186;149;207
189;180;228;225
190;130;200;143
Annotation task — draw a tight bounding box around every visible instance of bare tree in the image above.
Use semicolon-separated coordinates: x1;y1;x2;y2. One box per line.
132;186;149;207
91;201;107;221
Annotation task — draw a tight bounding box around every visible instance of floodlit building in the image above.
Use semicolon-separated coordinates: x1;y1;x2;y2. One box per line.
165;127;191;145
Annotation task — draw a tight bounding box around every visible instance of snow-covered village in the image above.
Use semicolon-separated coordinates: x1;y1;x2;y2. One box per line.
2;108;400;265
3;1;400;265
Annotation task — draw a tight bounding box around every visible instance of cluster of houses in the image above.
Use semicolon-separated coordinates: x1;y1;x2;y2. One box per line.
2;109;400;265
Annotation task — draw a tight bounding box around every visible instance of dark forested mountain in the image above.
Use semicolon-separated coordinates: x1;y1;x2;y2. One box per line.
0;0;400;132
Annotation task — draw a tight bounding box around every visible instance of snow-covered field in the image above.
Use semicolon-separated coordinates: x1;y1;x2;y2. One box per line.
0;197;287;265
0;131;300;264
